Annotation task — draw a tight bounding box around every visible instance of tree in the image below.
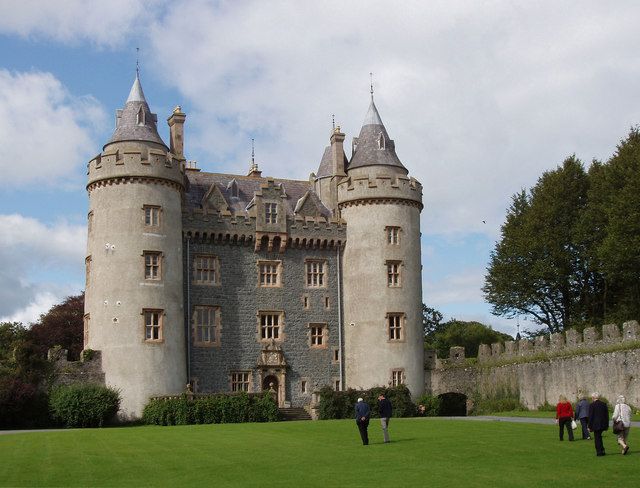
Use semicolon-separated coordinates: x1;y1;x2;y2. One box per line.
483;156;593;332
422;304;444;337
426;320;512;359
29;293;85;361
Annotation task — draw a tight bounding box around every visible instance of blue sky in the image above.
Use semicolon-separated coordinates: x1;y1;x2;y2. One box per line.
2;1;640;336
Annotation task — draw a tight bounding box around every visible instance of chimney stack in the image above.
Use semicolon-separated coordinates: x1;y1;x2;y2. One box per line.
167;106;186;158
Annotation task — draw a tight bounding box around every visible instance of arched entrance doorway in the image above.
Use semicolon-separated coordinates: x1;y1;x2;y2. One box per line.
262;375;279;405
438;392;467;416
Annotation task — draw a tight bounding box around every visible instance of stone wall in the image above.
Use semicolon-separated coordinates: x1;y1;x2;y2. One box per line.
427;321;640;409
49;348;105;387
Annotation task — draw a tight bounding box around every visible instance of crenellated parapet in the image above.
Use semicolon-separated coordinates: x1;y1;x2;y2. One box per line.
87;142;184;192
337;174;423;210
473;320;640;363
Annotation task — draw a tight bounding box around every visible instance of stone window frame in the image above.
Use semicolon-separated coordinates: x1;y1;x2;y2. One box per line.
136;106;145;126
333;377;341;391
300;377;309;395
265;202;278;224
142;308;164;343
230;370;252;393
309;322;328;349
302;294;310;310
305;259;327;288
386;312;405;342
324;296;330;309
83;313;90;348
143;251;162;281
192;305;221;347
257;311;285;343
391;368;404;387
193;254;220;286
385;226;401;245
332;347;340;364
87;210;94;235
143;205;162;228
257;259;282;288
85;255;91;287
378;132;386;150
385;260;402;288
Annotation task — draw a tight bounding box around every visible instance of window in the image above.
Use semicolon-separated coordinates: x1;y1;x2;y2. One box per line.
144;252;162;280
87;211;94;234
301;380;308;394
310;324;327;348
334;379;341;391
302;295;309;309
144;205;161;227
378;132;385;149
193;255;219;285
391;369;404;387
306;260;326;287
137;106;145;125
324;296;330;309
144;309;163;342
193;306;220;347
265;202;278;224
386;226;401;245
387;313;404;341
258;260;281;287
230;371;251;392
332;348;339;363
85;256;91;287
83;314;90;348
259;312;283;341
386;261;401;287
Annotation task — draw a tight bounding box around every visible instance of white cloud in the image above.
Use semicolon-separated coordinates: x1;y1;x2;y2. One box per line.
0;0;166;48
0;70;106;187
0;214;85;322
144;0;640;237
425;269;486;306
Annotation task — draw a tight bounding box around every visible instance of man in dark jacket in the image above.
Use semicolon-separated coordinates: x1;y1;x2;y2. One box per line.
588;392;609;456
378;393;393;443
355;397;371;445
574;395;591;440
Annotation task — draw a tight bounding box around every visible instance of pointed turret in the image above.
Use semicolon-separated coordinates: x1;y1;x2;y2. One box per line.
348;96;407;174
106;73;166;148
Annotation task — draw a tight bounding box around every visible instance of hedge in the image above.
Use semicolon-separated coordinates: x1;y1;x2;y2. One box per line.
49;383;121;428
317;385;416;420
142;392;280;425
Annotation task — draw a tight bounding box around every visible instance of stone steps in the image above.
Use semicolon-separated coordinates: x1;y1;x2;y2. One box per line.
279;407;312;421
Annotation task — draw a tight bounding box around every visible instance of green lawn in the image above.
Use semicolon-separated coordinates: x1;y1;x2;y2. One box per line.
0;418;636;487
487;410;640;422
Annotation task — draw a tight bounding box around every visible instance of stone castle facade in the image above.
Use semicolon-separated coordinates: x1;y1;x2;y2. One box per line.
84;74;424;417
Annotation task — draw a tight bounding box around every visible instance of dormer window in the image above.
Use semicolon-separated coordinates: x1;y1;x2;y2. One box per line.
137;106;145;126
227;179;239;198
378;133;385;149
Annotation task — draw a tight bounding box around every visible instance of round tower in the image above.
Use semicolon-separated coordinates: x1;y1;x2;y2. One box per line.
338;95;424;396
84;74;186;417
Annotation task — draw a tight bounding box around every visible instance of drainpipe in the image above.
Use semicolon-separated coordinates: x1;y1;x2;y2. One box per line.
336;243;344;390
186;235;191;385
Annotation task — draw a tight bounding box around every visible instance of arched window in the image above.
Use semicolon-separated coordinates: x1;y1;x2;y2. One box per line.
378;133;385;149
137;106;145;125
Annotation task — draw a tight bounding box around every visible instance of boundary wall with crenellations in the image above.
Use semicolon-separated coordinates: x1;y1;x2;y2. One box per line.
426;321;640;410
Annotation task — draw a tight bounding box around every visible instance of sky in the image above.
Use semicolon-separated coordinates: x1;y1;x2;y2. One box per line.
1;0;640;336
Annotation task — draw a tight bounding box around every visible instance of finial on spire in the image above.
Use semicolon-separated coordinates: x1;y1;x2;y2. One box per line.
251;138;255;165
370;72;374;99
332;114;335;130
136;47;140;77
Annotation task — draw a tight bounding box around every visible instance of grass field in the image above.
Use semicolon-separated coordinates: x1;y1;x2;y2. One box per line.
0;418;636;487
488;410;640;422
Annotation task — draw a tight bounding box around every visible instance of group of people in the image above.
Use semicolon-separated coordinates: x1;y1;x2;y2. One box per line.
556;392;632;456
354;394;392;445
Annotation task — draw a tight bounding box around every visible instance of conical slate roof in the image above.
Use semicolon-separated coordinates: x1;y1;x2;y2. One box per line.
106;74;166;148
348;97;407;173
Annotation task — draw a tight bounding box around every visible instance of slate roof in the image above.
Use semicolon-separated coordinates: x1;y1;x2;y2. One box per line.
106;74;167;148
315;146;333;177
347;98;407;173
185;171;332;218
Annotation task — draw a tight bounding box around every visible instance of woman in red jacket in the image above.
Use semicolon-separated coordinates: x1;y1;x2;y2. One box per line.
556;395;575;441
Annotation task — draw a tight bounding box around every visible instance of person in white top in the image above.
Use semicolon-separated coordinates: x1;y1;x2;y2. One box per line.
612;395;631;455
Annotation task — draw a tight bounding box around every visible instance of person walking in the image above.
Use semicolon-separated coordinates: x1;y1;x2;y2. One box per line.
575;395;591;440
588;392;609;456
556;395;575;441
378;393;393;443
355;397;371;446
612;395;631;455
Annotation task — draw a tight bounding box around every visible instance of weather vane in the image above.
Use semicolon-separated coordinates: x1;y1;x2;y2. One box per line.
136;47;140;76
370;72;374;98
332;114;335;130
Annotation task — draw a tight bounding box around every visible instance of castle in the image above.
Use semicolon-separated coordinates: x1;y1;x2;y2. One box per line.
84;73;424;417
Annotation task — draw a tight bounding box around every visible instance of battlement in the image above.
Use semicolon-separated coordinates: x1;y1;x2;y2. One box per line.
471;320;640;363
337;173;423;208
87;144;184;190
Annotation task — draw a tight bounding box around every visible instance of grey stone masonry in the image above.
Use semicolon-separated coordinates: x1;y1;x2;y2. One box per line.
583;327;599;344
602;323;620;342
504;341;517;356
565;329;581;348
623;320;640;340
491;342;504;356
550;332;564;350
449;346;465;363
534;335;548;352
49;349;105;387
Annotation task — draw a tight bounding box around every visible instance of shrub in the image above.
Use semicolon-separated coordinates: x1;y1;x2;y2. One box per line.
415;394;442;417
470;388;526;415
317;385;415;420
0;375;50;429
142;392;279;426
49;384;120;428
